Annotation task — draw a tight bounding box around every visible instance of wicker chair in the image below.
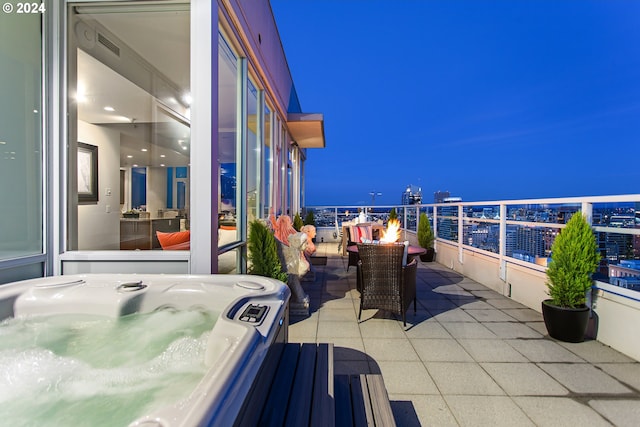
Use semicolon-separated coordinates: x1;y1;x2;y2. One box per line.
356;243;417;326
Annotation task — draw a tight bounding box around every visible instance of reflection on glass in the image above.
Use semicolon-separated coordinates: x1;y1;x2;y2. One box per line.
69;5;190;251
264;105;272;217
218;33;239;245
247;80;259;222
0;12;42;260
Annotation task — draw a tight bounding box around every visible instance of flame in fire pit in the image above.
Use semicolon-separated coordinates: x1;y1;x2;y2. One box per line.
380;219;401;243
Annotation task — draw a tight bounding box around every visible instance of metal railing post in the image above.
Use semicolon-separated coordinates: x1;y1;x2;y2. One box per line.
458;204;464;264
499;203;507;282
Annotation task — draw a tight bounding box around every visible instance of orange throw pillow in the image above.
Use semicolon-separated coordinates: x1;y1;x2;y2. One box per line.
156;230;190;250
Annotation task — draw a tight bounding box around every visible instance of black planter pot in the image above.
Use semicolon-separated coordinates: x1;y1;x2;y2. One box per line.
419;247;435;262
541;299;590;343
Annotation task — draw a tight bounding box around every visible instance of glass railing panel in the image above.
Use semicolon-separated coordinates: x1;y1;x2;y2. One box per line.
463;219;500;254
506;203;580;224
365;206;392;224
597;231;638;262
307;207;335;227
417;206;435;235
465;204;501;220
437;205;458;242
505;224;557;265
404;207;419;232
592;201;639;229
338;206;362;224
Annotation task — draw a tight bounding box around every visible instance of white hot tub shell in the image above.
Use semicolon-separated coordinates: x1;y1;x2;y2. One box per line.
0;274;290;426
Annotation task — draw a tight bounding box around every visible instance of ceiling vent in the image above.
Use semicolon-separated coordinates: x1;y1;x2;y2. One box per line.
97;33;120;57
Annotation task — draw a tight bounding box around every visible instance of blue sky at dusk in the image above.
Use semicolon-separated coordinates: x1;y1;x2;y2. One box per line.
270;0;640;206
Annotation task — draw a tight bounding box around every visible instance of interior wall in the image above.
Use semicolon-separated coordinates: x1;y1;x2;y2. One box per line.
77;120;121;250
147;166;167;218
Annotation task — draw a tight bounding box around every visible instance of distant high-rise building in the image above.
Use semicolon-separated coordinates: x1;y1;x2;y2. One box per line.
516;227;546;258
434;191;450;203
438;202;459;242
402;185;422;205
609;260;640;291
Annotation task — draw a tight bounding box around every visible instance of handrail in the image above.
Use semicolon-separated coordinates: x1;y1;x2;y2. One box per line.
307;193;640;297
594;282;640;303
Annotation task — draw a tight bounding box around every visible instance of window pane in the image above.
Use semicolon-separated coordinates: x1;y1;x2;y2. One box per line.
0;13;42;260
218;33;239;242
68;5;191;251
247;80;259;222
263;105;272;217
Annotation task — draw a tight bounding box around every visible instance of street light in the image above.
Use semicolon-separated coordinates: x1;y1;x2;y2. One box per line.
369;191;382;206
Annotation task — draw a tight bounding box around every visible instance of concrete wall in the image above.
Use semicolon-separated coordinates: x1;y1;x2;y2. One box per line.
592;287;640;361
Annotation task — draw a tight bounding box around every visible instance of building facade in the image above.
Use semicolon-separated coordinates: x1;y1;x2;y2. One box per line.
0;0;324;283
401;184;422;205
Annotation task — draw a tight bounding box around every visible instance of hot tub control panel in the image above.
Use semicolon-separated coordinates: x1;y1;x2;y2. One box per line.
239;304;269;325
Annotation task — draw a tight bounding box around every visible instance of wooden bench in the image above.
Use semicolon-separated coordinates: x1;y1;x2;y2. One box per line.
234;343;395;426
335;374;396;427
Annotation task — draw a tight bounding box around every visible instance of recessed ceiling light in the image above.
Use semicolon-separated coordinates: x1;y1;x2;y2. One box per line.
160;154;166;158
160;164;165;167
133;164;139;167
141;148;148;152
182;146;187;150
127;155;133;158
104;106;115;112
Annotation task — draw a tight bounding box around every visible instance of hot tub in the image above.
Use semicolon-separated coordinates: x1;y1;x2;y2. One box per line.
0;274;290;427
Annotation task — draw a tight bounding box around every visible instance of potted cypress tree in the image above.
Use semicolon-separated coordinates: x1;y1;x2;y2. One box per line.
293;213;304;231
247;220;288;283
303;210;316;227
417;212;435;262
389;208;398;222
542;213;600;343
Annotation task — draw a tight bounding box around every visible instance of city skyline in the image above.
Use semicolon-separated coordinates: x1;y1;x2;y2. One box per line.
271;0;640;206
309;201;640;290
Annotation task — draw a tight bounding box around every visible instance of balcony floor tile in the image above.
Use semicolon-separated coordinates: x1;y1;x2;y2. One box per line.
289;243;640;427
481;362;569;396
513;397;612;426
443;395;534;426
538;363;633;394
588;399;640;427
458;339;529;362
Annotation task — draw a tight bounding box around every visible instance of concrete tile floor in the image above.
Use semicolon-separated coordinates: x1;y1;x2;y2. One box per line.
289;243;640;426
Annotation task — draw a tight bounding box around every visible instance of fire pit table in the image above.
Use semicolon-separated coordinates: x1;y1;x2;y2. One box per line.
346;244;426;263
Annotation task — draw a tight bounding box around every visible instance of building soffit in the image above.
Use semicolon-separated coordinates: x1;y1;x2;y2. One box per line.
287;113;325;149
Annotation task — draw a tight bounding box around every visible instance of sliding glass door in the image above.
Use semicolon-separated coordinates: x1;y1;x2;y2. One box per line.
67;2;191;251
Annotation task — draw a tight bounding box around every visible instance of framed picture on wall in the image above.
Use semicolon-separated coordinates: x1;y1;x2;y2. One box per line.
78;142;98;203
